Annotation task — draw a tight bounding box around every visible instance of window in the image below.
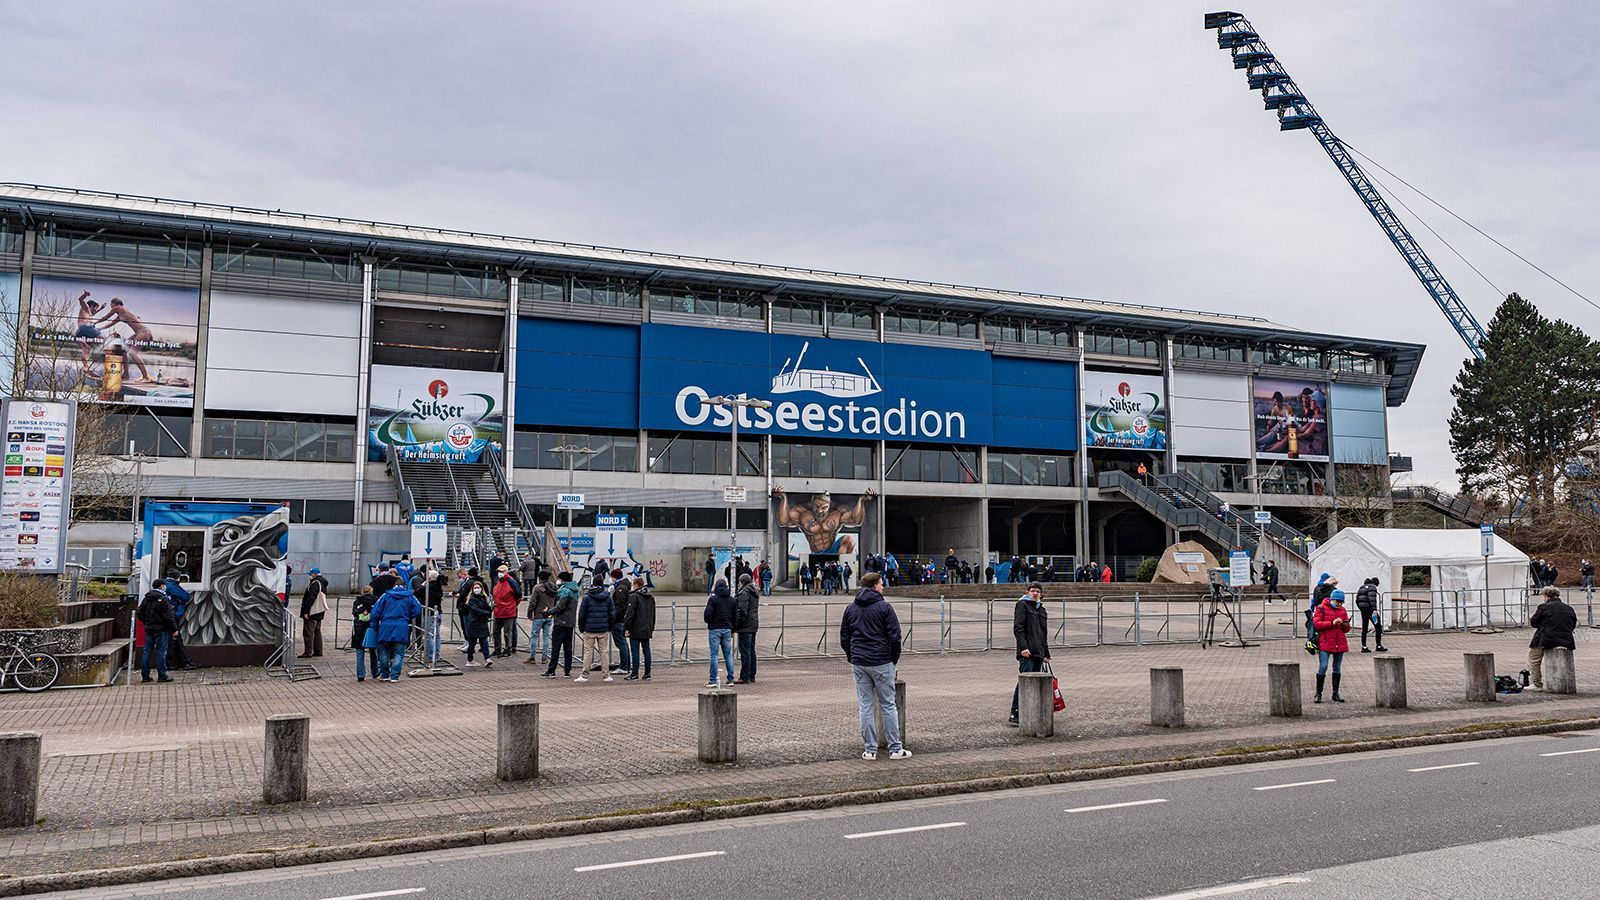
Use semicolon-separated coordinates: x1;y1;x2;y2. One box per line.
105;410;191;457
203;416;356;462
520;273;567;304
827;300;876;332
1259;460;1325;496
34;227;202;269
884;306;978;339
0;216;20;255
1252;343;1324;369
649;284;763;320
214;244;358;283
735;508;767;530
771;296;821;326
884;444;979;483
987;316;1074;348
1084;328;1160;358
374;261;506;300
988;451;1075;486
770;440;873;479
647;433;761;476
1176;336;1246;362
513;430;639;472
643;506;686;529
1177;458;1250;493
1329;350;1379;375
571;275;641;309
686;507;729;530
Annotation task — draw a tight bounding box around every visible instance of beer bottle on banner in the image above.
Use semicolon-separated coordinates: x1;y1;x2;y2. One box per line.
100;346;126;401
1287;423;1299;459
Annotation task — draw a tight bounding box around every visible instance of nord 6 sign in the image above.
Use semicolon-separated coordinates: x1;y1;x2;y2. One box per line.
639;324;994;446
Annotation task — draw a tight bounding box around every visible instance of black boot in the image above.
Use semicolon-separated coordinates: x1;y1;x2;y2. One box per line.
1314;672;1325;703
1332;673;1345;702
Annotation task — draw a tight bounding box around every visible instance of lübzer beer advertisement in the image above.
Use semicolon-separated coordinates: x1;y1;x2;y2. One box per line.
0;399;76;573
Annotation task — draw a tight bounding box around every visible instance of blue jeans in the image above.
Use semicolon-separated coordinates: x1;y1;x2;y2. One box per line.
629;638;652;677
376;641;407;680
852;662;902;754
1011;655;1045;720
425;611;442;661
1317;650;1344;676
353;633;377;680
141;631;170;680
529;618;552;658
465;635;490;661
611;625;631;672
707;628;734;683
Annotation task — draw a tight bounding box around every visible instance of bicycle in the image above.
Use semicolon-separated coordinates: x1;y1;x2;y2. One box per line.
0;636;62;692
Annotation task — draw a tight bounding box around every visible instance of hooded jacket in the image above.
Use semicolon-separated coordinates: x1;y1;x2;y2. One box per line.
464;588;493;639
550;579;581;628
703;583;735;629
137;591;178;635
610;577;632;627
624;588;657;640
840;586;901;666
370;585;422;644
733;582;761;633
578;585;613;634
1013;594;1050;660
531;580;559;620
493;576;520;619
1355;581;1379;611
1312;594;1352;653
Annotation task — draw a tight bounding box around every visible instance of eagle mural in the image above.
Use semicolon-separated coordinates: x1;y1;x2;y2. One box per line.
181;509;290;646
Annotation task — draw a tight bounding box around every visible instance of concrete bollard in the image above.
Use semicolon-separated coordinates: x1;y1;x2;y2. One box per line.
262;714;310;804
1018;672;1055;737
698;689;737;763
873;679;908;749
0;732;42;828
1150;667;1185;728
496;699;540;781
1267;661;1302;717
1546;647;1577;695
1464;652;1496;702
1374;655;1407;709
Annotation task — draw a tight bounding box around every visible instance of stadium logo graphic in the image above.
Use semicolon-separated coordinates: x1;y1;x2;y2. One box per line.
770;342;882;399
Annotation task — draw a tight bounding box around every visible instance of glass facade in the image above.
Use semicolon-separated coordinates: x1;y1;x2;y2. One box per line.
106;410;192;458
885;444;979;483
827;300;876;332
647;433;762;476
1259;460;1326;496
203;416;356;462
1084;328;1160;358
988;451;1074;486
650;283;763;320
1178;458;1250;493
770;440;873;479
571;275;641;308
1176;336;1246;362
771;296;821;326
884;306;978;339
513;429;639;472
375;262;506;300
1252;343;1323;369
987;317;1074;348
214;244;358;283
34;227;202;269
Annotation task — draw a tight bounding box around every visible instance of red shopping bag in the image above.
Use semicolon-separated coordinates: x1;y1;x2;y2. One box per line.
1045;662;1066;712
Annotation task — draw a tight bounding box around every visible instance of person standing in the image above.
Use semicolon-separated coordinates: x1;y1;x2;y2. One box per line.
1308;574;1337;643
799;562;812;596
1099;563;1112;583
758;559;772;597
370;582;421;683
842;561;853;589
393;553;415;590
576;575;614;683
623;576;655;681
1311;588;1352;702
136;589;178;683
519;554;540;599
161;577;200;669
419;569;445;661
1356;577;1387;652
526;573;557;664
368;561;399;597
463;581;494;667
608;569;632;676
733;572;761;684
350;586;378;681
542;571;580;679
840;573;910;760
491;566;520;658
1009;582;1049;727
454;567;484;651
1263;560;1283;602
298;567;329;658
704;553;716;591
1527;587;1577;691
704;578;736;688
1582;559;1595;606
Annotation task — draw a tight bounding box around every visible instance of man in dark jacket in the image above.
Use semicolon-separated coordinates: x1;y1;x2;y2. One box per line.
704;553;716;591
840;573;908;760
1262;560;1282;602
608;570;632;676
1527;587;1578;690
542;571;580;678
298;567;329;658
576;575;613;683
1010;582;1050;726
161;577;199;669
1356;577;1386;652
623;576;656;681
733;573;761;684
704;578;736;687
137;590;178;683
368;561;399;597
526;575;558;665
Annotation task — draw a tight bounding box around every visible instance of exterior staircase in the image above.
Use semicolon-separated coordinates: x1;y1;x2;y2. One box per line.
1391;485;1490;527
388;447;540;570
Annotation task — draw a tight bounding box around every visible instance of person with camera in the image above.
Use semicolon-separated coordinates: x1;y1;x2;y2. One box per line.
1312;588;1352;703
1009;582;1050;727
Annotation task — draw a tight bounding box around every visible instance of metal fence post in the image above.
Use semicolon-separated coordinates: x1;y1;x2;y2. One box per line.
670;601;678;664
939;595;947;652
1134;592;1142;645
1096;598;1105;647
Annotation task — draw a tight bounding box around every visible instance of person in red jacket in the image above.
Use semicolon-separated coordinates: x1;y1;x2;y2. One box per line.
1312;588;1352;703
1100;564;1113;583
491;566;522;657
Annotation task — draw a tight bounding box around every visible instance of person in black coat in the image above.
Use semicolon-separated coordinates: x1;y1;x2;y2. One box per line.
462;581;494;667
137;590;178;683
298;568;329;658
733;573;761;684
704;578;736;687
350;586;379;681
623;577;656;681
1356;577;1386;652
1009;582;1050;726
840;573;908;759
1527;587;1578;690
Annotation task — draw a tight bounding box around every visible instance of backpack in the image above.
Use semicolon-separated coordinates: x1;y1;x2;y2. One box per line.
1494;675;1523;694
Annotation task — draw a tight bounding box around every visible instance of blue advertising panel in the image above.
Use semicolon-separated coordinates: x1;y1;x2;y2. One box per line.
515;319;640;430
991;356;1079;451
640;324;994;445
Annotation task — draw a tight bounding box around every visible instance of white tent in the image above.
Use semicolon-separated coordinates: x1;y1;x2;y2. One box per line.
1309;528;1530;628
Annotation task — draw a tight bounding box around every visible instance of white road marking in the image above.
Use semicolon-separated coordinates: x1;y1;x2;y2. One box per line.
1541;747;1600;757
1407;762;1480;772
574;850;725;872
843;821;967;840
1252;778;1336;792
317;890;427;900
1143;875;1313;899
1066;798;1169;813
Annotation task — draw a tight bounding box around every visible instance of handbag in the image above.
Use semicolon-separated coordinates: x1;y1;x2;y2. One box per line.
310;591;329;618
362;625;378;649
1044;661;1066;712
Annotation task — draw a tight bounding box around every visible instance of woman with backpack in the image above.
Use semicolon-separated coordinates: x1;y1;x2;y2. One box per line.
350;586;378;682
1311;587;1353;703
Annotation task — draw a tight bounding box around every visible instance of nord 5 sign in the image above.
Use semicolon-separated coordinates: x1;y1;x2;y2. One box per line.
641;325;996;446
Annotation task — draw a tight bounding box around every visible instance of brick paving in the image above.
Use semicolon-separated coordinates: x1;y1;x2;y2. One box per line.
0;625;1596;877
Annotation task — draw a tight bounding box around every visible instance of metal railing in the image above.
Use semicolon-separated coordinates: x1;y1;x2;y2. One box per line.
1391;485;1490;526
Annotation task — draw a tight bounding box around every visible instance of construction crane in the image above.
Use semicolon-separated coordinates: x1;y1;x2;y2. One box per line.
1201;11;1488;359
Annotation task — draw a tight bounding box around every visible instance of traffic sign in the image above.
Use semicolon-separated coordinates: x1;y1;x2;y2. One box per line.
1480;522;1494;557
557;493;585;510
595;513;629;558
1253;510;1272;525
411;511;448;560
723;484;748;503
1228;550;1251;587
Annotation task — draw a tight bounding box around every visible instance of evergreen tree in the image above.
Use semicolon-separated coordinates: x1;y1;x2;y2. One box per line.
1448;293;1600;511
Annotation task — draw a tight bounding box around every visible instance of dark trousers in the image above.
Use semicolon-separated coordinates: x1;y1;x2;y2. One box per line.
141;631;170;680
1010;655;1045;720
168;628;194;667
465;634;490;661
737;631;758;682
545;625;575;675
629;638;652;677
301;616;324;656
1358;607;1383;647
611;625;631;671
492;617;515;655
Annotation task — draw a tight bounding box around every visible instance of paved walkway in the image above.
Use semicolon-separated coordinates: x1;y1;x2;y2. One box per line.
1;627;1595;877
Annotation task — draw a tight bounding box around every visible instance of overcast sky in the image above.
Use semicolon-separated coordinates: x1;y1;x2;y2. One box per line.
8;1;1597;488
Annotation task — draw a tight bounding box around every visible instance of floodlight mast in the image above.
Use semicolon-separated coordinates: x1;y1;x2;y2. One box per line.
1202;11;1488;359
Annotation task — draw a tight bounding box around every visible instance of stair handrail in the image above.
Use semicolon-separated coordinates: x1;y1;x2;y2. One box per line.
486;449;542;558
441;459;481;532
1160;471;1312;552
387;444;417;517
1096;470;1247;554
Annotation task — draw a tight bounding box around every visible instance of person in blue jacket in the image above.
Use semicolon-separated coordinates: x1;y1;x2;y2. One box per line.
370;583;422;683
575;575;613;683
161;577;199;669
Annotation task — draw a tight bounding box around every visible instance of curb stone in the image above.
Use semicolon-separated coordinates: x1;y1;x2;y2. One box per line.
2;715;1596;897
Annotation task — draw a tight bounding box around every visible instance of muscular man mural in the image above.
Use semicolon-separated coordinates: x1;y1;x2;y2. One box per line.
772;486;875;554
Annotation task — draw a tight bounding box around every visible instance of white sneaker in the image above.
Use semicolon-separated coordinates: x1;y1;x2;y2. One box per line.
705;681;719;689
861;750;877;760
889;749;913;760
485;659;494;668
574;675;588;683
464;661;479;667
603;675;614;683
1527;685;1544;692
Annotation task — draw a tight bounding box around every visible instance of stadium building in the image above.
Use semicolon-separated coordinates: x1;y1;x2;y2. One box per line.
0;184;1422;590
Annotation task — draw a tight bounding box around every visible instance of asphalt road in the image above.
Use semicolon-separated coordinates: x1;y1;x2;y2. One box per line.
41;728;1600;899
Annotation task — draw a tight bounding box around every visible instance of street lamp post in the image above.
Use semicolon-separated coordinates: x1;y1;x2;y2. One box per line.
708;395;772;584
549;443;600;562
117;441;150;590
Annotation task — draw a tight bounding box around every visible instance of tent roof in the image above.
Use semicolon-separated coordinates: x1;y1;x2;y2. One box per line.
1311;528;1528;567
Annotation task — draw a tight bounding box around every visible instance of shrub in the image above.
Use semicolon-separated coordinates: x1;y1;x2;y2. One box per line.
1135;557;1159;583
0;571;59;629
